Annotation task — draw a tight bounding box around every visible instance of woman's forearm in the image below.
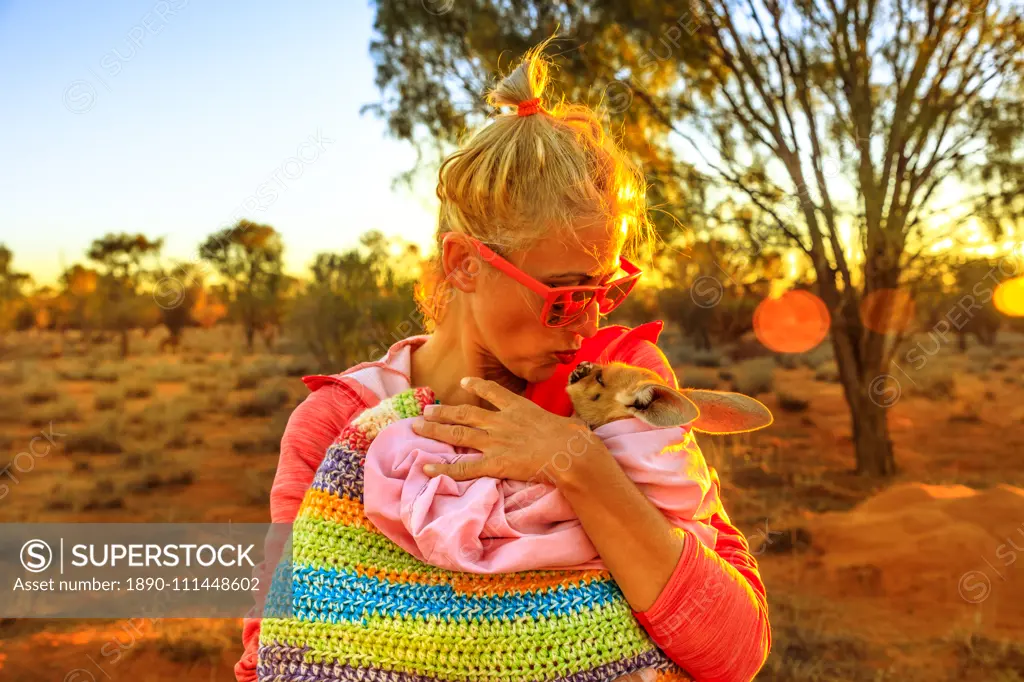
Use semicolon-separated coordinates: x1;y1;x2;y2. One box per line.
552;434;685;612
553;435;771;681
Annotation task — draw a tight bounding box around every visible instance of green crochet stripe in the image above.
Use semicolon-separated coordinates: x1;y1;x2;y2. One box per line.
292;516;445;575
259;601;654;678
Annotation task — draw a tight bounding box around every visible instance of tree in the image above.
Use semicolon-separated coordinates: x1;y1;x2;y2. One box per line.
289;231;419;370
0;245;32;335
367;0;1024;476
87;233;163;357
199;220;285;352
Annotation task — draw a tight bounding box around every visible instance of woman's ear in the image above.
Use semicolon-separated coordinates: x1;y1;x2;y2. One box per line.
441;236;480;293
625;381;700;427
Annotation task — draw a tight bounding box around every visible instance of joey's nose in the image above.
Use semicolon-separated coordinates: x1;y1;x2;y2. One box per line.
568;362;594;385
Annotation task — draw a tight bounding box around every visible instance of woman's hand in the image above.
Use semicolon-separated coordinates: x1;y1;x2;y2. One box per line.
412;376;600;485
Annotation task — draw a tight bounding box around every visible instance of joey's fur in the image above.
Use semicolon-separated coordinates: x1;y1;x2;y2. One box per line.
566;361;774;434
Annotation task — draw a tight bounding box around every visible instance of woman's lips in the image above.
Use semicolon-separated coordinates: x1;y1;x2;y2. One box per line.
553;350;578;364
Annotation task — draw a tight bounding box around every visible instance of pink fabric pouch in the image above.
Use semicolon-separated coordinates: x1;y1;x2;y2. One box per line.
362;415;722;574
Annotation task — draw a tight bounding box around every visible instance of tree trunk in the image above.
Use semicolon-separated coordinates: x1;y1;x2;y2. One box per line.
850;393;896;476
119;330;129;359
245;324;255;353
831;325;897;476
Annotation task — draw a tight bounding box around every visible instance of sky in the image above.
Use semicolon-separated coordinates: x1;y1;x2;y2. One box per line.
0;0;439;287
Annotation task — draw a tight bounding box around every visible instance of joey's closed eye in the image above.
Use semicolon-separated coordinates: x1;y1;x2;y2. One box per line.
595;371;604;387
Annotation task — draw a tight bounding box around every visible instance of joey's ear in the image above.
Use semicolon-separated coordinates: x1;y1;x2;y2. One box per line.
625;381;700;428
682;390;774;435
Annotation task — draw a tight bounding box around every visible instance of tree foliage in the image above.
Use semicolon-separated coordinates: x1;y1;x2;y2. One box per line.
367;0;1024;476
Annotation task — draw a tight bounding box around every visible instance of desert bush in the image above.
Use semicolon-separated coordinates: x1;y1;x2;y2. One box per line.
28;398;80;427
55;361;91;381
94;388;124;411
908;364;956;400
122;379;153;399
731;358;775;396
148;363;188;382
148;633;221;665
188;376;220;393
125;470;195;494
814;362;841;383
966;344;994;372
952;632;1024;681
756;595;878;681
691;350;724;368
0;361;30;386
681;367;720;390
661;341;696;367
66;416;122;455
774;353;802;370
129;396;207;435
235;357;282;389
282;355;318;377
21;380;60;405
776;390;810;413
89;364;123;383
233;383;290;417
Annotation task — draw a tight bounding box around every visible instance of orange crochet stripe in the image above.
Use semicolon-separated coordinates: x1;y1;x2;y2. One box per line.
350;561;615;596
298;488;376;531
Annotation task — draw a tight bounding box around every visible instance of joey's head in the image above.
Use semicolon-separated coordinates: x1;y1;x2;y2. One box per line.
565;361;699;429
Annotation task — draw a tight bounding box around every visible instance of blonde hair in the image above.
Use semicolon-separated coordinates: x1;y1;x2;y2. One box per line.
416;39;656;329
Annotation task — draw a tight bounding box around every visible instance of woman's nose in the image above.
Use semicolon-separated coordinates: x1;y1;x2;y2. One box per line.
565;303;601;338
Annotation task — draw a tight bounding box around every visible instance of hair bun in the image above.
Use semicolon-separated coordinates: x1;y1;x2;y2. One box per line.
487;41;551;111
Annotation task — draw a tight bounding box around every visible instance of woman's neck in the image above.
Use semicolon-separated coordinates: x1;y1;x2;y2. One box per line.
410;323;527;408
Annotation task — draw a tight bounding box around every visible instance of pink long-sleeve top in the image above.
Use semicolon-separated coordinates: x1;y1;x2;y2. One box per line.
363;415;722;573
235;322;771;682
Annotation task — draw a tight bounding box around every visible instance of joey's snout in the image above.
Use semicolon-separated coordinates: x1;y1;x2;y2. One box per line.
568;361;595;385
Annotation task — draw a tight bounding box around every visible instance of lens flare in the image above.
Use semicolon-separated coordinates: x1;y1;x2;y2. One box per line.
994;276;1024;316
860;288;917;334
753;289;831;353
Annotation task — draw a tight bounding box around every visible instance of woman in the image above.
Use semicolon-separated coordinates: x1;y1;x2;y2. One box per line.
236;42;770;682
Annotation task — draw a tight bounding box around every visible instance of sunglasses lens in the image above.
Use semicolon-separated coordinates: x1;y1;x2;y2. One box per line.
598;277;638;313
546;290;598;326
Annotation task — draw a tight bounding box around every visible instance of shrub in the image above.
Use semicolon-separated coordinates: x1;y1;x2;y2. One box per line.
681;368;720;390
282;355;318;377
732;358;775;395
148;364;188;382
691;350;723;368
776;390;810;413
55;361;90;381
90;364;123;383
123;379;153;399
28;398;80;427
908;364;956;400
22;381;60;405
814;362;841;383
94;388;124;411
0;361;29;386
233;384;290;417
235;356;284;389
66;416;122;455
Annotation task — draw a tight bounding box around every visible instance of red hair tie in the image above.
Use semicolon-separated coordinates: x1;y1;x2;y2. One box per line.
517;97;542;117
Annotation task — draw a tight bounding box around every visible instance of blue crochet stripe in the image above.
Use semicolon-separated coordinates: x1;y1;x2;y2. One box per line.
289;564;625;624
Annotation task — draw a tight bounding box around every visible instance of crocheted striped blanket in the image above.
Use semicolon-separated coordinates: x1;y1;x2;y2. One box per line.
257;386;693;682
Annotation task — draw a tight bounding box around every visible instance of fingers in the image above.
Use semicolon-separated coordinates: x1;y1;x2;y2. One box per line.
422;454;495;481
459;376;519;410
422;402;493;428
412;418;488;451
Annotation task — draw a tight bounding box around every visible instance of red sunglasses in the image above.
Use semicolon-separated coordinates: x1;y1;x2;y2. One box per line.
441;232;642;328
